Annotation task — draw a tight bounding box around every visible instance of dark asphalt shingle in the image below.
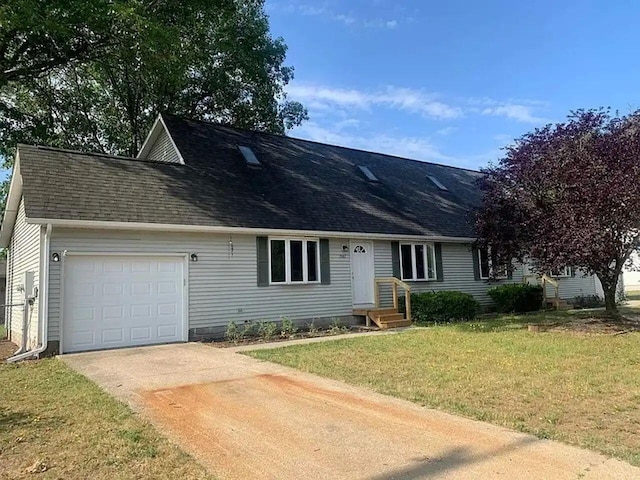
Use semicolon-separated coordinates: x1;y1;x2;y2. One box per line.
18;115;484;237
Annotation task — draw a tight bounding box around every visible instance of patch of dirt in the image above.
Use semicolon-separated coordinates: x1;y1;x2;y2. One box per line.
208;326;375;348
0;339;18;361
536;316;640;335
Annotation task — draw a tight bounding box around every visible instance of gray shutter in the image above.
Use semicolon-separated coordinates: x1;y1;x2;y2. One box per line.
434;243;444;282
571;266;576;277
391;241;400;278
320;239;330;284
471;246;481;281
256;236;269;287
507;264;513;280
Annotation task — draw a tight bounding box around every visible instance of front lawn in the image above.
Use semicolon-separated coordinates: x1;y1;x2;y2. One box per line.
247;309;640;466
0;352;214;479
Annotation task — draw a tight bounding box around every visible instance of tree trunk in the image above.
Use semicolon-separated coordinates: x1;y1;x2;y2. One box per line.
598;274;620;317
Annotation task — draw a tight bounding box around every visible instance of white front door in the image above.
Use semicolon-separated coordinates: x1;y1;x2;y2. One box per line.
63;255;186;353
351;241;374;306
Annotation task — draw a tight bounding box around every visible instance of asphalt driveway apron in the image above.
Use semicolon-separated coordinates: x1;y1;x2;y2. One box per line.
62;343;640;480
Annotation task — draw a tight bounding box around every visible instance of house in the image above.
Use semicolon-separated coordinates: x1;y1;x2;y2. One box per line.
0;114;601;356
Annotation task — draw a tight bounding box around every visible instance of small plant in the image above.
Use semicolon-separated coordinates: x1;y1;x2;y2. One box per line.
225;321;241;343
572;294;605;309
487;284;543;313
241;320;257;339
257;321;278;341
280;316;298;337
328;318;348;335
307;320;320;336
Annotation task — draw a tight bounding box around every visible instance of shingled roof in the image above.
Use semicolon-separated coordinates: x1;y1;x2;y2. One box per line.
15;114;484;238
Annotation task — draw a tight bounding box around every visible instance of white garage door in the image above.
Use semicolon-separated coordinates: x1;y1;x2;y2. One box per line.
63;255;186;353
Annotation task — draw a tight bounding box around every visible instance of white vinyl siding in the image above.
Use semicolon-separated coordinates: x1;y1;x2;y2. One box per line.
47;229;351;341
145;128;181;164
542;271;599;300
6;197;40;349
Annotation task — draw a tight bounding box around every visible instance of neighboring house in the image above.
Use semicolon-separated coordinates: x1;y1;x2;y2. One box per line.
623;252;640;293
0;114;601;355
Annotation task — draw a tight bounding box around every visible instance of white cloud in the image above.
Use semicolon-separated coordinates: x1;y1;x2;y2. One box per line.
436;126;457;136
268;1;400;29
386;20;398;29
481;104;550;124
291;121;485;169
287;84;462;119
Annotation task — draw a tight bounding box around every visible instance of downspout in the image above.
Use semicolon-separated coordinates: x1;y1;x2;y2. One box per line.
7;224;51;363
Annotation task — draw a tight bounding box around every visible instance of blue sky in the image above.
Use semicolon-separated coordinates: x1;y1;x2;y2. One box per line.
266;0;640;170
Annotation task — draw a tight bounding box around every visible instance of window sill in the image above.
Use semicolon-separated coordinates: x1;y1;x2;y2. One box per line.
401;278;437;282
269;281;322;286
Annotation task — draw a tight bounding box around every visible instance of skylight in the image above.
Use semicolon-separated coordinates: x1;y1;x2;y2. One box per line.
238;145;261;167
428;175;448;191
358;165;379;183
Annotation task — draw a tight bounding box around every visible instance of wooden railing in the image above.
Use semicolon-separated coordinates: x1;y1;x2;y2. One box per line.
374;277;412;321
541;274;560;309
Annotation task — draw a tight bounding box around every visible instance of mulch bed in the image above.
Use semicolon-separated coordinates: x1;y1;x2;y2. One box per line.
0;339;19;361
530;316;640;335
208;326;376;348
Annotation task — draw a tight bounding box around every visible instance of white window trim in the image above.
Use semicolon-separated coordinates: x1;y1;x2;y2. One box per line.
268;237;321;285
478;247;509;280
399;243;437;281
550;266;572;278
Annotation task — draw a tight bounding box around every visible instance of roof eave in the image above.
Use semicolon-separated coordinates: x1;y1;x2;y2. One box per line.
0;153;23;248
24;217;477;243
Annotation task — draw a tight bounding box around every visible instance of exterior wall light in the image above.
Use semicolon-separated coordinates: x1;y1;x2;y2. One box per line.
190;253;198;262
51;252;60;262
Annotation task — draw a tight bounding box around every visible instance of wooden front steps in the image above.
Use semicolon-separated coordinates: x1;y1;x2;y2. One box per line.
353;307;412;329
545;298;570;310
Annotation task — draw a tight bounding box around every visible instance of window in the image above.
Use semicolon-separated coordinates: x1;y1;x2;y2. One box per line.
400;243;437;281
550;266;572;278
269;238;320;284
478;247;509;280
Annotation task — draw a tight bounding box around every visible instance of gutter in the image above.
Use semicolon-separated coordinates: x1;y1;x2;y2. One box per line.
7;224;51;363
23;218;478;244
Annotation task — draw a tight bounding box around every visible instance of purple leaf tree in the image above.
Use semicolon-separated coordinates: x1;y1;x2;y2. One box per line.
476;108;640;315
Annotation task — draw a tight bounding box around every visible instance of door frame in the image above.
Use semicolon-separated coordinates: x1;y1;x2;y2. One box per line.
350;240;375;306
59;251;189;354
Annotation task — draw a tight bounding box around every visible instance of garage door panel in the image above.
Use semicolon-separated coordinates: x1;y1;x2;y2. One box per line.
63;255;185;353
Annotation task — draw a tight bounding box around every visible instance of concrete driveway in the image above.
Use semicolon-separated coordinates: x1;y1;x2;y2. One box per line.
62;343;640;480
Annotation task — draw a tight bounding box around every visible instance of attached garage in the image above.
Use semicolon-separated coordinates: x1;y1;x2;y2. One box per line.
62;254;187;353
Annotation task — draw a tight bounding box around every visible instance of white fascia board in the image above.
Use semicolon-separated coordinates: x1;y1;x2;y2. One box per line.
24;217;476;243
136;113;185;164
0;155;23;249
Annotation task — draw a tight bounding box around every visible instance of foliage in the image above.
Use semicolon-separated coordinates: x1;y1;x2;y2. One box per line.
328;318;349;335
401;291;480;324
257;320;277;341
487;284;543;313
476;108;640;314
0;0;307;161
241;320;257;339
279;316;298;337
0;0;121;86
225;321;241;343
572;295;605;309
307;320;320;336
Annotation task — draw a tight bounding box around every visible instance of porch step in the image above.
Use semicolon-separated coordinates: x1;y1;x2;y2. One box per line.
378;318;412;329
375;312;405;323
545;299;570;310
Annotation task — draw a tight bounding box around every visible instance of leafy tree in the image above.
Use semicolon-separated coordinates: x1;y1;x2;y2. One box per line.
0;0;119;86
476;108;640;314
0;0;307;160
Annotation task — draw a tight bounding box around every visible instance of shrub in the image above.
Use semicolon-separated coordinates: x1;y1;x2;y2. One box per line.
400;291;480;324
487;284;543;313
225;321;241;343
257;321;278;341
572;294;605;309
280;316;298;337
328;318;349;335
241;320;257;339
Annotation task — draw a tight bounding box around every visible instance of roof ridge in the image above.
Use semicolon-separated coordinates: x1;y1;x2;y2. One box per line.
163;114;482;174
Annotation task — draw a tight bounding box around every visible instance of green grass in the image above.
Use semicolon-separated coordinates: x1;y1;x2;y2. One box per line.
0;358;214;479
247;309;640;466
